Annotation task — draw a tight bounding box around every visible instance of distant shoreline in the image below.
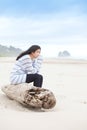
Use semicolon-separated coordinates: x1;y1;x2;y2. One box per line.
0;57;87;64
44;58;87;64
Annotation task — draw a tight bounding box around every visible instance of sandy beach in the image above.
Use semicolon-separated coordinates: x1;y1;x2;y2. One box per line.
0;57;87;130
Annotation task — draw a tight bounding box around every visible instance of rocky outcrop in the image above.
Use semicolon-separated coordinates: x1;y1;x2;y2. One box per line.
58;50;71;57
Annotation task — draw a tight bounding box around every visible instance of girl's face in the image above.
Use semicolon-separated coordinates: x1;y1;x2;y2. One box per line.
32;49;41;58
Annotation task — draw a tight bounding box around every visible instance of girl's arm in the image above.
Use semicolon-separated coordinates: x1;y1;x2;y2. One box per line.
33;55;43;73
21;55;43;74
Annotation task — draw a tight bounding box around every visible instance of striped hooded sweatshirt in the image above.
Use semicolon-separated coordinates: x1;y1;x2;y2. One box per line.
10;55;43;85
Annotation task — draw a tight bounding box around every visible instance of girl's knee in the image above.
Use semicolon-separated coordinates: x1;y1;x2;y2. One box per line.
39;74;43;79
35;74;43;79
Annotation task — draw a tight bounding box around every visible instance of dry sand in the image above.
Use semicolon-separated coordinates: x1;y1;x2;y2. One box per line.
0;57;87;130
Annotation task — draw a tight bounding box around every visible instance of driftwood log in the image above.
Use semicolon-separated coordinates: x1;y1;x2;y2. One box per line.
1;83;56;109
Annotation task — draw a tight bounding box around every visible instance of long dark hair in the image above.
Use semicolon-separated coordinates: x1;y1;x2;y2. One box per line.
16;45;41;60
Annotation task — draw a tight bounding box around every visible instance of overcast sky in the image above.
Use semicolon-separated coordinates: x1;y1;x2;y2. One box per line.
0;0;87;58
